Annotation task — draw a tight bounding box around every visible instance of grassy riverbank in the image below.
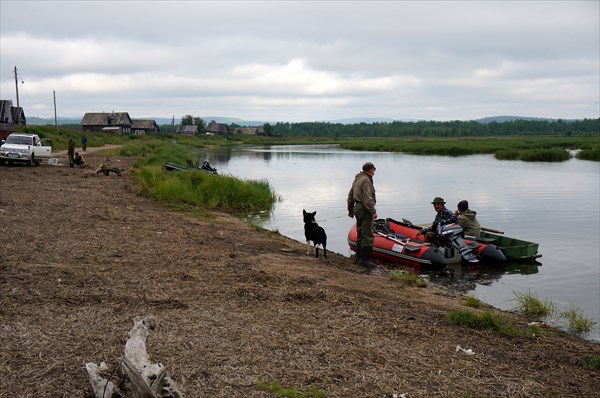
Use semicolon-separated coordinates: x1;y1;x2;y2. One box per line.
338;135;599;161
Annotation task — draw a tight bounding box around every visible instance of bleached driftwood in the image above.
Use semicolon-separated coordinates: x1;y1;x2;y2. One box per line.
85;316;182;398
85;361;123;398
95;164;123;176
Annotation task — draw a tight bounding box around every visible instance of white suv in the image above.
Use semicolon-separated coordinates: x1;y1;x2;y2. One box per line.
0;133;52;166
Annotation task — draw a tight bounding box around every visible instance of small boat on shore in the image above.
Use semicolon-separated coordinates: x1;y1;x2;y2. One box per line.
348;223;447;270
164;161;217;174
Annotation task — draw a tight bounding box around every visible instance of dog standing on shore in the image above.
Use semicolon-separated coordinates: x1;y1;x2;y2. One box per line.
303;209;327;259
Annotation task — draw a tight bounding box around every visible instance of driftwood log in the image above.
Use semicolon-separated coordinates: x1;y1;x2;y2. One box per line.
85;316;182;398
95;164;123;176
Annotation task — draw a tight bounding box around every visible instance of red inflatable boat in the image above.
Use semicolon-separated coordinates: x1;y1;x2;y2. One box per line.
348;218;506;270
347;223;447;270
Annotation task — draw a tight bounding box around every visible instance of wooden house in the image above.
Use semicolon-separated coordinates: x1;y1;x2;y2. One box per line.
80;112;133;134
235;126;257;135
175;125;198;135
132;119;160;135
11;106;26;126
0;100;26;140
206;122;229;135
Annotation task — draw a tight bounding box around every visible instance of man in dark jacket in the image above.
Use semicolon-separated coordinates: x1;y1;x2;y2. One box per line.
456;200;481;238
67;139;75;168
347;162;377;268
419;197;458;245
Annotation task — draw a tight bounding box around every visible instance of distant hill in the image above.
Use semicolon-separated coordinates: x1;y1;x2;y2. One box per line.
28;116;81;125
326;117;410;124
476;115;579;123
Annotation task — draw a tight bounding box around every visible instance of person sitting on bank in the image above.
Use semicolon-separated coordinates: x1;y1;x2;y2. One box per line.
456;200;481;238
418;196;458;245
73;152;85;167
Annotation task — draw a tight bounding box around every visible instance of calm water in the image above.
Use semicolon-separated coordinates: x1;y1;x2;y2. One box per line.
201;144;600;341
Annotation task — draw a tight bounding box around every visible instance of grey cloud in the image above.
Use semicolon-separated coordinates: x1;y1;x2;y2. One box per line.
1;1;598;121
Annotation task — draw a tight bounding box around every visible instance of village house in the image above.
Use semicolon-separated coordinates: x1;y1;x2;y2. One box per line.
206;122;229;135
80;112;133;134
0;99;26;140
234;126;265;135
132;119;160;135
175;125;198;135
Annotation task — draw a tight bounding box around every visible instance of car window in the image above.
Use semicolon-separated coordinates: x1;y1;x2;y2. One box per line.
6;136;32;145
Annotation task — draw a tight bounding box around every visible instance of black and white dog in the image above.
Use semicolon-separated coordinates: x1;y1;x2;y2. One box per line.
303;209;327;259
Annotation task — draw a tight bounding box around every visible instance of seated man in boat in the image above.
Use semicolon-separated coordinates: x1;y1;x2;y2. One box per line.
455;200;481;238
417;196;458;245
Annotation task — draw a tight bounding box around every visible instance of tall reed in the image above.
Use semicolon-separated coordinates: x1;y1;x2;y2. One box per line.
137;166;277;213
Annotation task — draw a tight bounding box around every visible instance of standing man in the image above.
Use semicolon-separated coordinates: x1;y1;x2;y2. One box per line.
419;197;458;245
67;139;75;168
81;136;87;152
347;162;377;268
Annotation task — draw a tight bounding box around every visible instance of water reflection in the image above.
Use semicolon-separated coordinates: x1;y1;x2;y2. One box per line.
427;261;541;292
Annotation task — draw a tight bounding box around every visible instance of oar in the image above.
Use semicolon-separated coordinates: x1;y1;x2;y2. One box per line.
375;231;408;245
481;227;504;234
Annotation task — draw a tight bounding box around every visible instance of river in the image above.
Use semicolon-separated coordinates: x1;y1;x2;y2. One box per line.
201;144;600;341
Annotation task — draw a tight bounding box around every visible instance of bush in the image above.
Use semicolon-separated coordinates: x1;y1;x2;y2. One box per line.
577;148;600;161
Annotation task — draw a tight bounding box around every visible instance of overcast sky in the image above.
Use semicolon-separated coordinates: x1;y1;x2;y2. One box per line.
1;1;598;122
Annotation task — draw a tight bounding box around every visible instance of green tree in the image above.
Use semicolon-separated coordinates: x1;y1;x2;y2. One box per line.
263;123;273;136
193;117;206;134
181;115;194;125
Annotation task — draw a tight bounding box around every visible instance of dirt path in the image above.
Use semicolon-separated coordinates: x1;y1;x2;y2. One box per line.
1;152;599;397
52;144;122;157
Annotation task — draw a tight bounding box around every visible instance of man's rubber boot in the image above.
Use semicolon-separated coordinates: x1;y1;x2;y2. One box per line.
352;245;361;264
358;246;377;269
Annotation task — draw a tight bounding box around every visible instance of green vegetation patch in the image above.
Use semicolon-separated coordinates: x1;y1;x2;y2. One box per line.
137;165;277;213
513;289;555;319
388;270;427;287
581;355;600;370
560;306;594;335
577;148;600;161
465;295;483;308
258;380;327;398
338;136;598;162
447;310;519;337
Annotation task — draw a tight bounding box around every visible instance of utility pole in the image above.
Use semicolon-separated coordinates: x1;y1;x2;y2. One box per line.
53;90;58;132
13;66;20;124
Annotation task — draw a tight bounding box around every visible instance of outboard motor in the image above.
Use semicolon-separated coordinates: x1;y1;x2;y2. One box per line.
437;223;479;264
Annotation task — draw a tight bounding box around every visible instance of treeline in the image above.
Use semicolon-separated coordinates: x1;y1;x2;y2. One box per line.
268;118;599;137
57;118;599;138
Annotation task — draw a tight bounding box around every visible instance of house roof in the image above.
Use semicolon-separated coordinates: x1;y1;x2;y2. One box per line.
176;125;198;134
132;119;158;129
0;100;13;123
206;122;229;134
11;106;26;123
81;112;132;126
